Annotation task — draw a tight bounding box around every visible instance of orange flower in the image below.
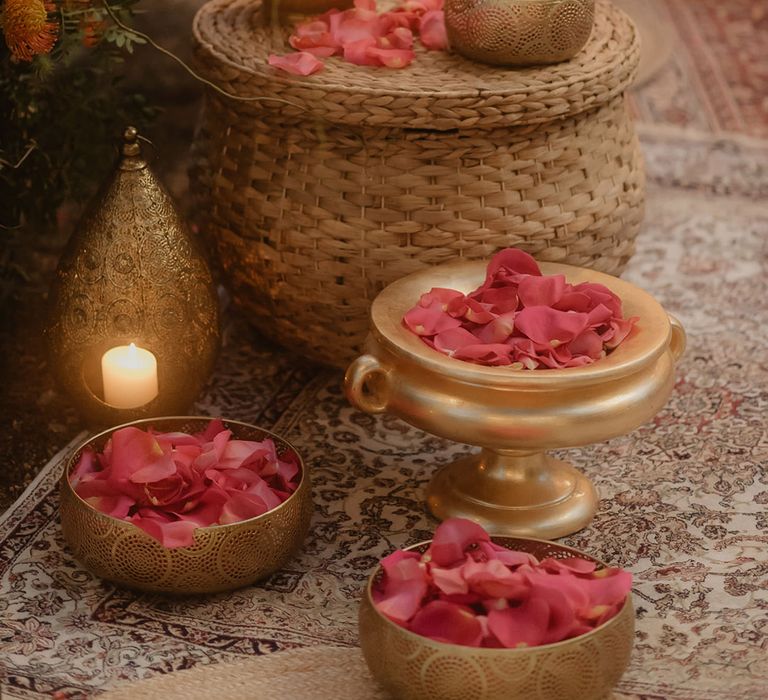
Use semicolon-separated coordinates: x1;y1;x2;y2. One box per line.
2;0;59;62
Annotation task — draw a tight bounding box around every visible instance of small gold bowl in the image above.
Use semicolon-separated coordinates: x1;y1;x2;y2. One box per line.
445;0;595;66
359;537;634;700
59;417;313;594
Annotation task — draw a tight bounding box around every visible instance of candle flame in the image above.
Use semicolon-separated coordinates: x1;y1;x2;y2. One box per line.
125;342;140;368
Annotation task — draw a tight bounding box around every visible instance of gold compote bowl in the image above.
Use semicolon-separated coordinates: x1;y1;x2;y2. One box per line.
345;261;685;539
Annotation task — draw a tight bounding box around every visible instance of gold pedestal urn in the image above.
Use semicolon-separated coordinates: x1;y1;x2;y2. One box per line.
344;261;686;539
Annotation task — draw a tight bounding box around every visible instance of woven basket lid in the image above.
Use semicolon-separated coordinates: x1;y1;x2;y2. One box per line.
193;0;639;130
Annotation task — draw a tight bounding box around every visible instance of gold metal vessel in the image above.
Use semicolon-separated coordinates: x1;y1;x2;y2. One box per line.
345;261;685;539
446;0;595;66
359;536;635;700
59;417;313;594
46;128;220;427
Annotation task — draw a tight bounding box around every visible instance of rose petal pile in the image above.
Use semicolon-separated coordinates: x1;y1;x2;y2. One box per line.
404;248;639;368
70;420;300;549
373;518;632;648
268;0;447;76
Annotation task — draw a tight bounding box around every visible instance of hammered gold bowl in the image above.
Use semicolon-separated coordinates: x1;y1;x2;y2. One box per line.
59;417;313;594
445;0;595;66
360;537;635;700
345;260;685;539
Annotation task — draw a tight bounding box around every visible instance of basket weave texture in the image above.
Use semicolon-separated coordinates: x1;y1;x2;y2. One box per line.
192;0;643;367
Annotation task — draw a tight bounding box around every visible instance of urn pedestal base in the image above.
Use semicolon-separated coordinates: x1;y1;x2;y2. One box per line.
426;450;598;539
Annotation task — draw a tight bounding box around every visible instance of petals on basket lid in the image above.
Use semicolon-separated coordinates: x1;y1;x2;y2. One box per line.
419;10;447;50
268;51;324;76
366;46;415;68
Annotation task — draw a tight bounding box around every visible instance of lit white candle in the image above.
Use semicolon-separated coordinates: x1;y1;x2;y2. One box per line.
101;343;159;408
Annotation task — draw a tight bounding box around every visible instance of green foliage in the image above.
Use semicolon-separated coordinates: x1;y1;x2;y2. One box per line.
0;1;156;232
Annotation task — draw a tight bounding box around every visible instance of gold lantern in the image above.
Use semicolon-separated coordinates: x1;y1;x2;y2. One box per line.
46;127;220;426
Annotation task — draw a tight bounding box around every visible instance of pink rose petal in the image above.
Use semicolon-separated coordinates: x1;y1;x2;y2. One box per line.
603;316;639;349
463;559;529;599
419;9;447;50
584;568;633;608
418;287;466;309
131;512;199;549
475;541;539;568
485;248;542;282
571;282;622;317
380;26;414;49
84;494;134;519
476;311;516;344
71;421;300;548
514;306;590;345
410;600;484;646
452;343;513;366
568;329;604;359
540;557;598;576
196;418;227;443
366;46;414;68
430;563;469;595
430;518;490;566
219;491;270;525
128;452;177;484
70;449;97;487
472;286;519;313
403;300;462;336
433;327;481;353
517;274;567;308
375;550;429;623
268;52;324;76
488;597;549;648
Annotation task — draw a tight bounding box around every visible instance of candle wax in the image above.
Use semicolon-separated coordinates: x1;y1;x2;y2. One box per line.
101;343;159;409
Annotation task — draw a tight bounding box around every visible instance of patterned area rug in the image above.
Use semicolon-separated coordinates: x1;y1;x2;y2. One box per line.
1;128;767;699
629;0;768;138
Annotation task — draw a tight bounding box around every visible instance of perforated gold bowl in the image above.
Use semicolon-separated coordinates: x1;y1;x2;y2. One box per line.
359;537;634;700
445;0;595;66
59;417;313;594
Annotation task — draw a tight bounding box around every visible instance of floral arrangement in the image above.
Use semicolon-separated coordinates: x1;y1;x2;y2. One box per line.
70;420;300;548
268;0;446;75
404;248;638;368
0;0;151;231
373;518;632;648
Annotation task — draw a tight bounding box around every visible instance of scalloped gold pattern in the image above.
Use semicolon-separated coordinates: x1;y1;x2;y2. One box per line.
359;538;634;700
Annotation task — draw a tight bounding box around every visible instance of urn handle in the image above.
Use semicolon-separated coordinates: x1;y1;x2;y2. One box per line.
344;354;391;415
668;314;686;362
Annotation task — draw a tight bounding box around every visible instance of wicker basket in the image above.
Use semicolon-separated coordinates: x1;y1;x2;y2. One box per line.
191;0;643;367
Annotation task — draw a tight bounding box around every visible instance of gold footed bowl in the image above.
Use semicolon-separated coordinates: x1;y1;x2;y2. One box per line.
59;417;313;594
345;261;685;539
359;537;635;700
